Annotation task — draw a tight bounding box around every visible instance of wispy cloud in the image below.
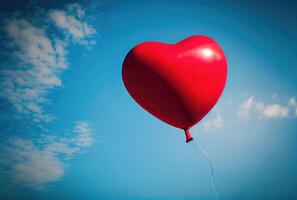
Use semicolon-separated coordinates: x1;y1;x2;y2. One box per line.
289;97;297;116
0;19;67;123
237;95;295;120
0;3;98;189
73;121;95;147
0;121;95;188
0;3;96;123
203;113;223;132
49;3;96;46
237;96;255;119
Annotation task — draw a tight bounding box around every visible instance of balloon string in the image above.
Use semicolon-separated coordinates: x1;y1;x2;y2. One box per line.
193;138;220;200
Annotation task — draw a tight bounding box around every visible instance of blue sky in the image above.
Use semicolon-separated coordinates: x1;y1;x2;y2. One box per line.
0;0;297;199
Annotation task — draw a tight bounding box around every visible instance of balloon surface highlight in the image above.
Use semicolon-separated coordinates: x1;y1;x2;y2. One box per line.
122;35;227;142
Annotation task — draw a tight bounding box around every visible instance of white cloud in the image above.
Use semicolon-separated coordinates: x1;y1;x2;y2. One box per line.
1;121;95;188
11;149;65;187
261;104;289;118
289;97;297;107
288;97;297;116
49;4;96;46
237;96;254;119
1;138;65;187
0;4;96;123
73;121;95;147
0;3;97;188
203;114;223;132
237;96;295;119
0;19;67;122
67;3;86;18
44;142;79;158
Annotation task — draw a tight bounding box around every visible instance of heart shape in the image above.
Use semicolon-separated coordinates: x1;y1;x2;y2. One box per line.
122;35;227;142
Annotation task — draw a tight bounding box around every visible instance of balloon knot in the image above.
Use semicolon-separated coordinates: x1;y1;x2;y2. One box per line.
184;129;193;143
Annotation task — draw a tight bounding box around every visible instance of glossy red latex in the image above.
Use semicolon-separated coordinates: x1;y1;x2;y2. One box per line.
122;35;227;142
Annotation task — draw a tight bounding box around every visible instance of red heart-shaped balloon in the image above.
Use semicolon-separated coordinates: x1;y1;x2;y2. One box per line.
122;35;227;142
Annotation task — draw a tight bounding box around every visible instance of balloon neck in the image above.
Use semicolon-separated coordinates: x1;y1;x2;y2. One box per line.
184;129;193;143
